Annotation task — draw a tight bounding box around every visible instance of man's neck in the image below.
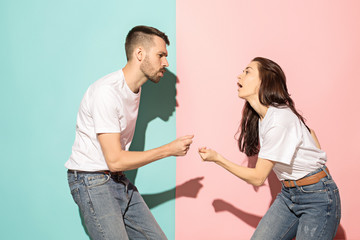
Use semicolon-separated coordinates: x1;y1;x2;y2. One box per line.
122;63;147;93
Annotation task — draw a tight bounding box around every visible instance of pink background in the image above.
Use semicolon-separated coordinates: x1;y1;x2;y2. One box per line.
176;0;360;239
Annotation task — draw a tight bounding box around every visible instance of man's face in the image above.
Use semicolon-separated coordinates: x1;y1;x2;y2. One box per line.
140;36;169;83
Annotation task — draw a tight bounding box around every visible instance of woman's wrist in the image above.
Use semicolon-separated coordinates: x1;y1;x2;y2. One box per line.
213;153;223;163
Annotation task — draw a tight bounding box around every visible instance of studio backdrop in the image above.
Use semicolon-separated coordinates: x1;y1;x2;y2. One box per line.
1;0;359;239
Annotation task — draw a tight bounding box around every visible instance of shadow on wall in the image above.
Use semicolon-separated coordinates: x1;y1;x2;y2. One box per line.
127;70;204;208
212;156;346;239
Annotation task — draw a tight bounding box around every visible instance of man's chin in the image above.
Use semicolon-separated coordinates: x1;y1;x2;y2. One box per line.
149;77;161;84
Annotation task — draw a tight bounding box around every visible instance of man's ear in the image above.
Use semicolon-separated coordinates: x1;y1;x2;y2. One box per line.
135;47;145;62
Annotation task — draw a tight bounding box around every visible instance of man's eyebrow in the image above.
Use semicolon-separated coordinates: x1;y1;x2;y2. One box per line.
245;67;253;70
158;51;168;56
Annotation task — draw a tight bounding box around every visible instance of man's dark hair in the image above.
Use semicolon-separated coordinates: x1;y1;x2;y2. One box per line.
125;25;170;60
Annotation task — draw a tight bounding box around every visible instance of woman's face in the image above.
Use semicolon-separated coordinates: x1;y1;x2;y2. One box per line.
237;61;261;102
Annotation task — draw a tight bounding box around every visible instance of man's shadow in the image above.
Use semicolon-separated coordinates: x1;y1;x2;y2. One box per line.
212;156;346;239
126;70;203;208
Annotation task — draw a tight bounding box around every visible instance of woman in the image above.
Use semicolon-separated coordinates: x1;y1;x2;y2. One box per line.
198;57;341;239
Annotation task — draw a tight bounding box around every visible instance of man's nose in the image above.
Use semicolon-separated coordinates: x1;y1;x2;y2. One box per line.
162;58;169;67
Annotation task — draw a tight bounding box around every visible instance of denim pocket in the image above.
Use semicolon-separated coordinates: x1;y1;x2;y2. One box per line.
333;188;341;220
324;179;341;220
299;180;327;193
67;173;81;187
86;174;110;188
323;178;337;187
70;187;81;205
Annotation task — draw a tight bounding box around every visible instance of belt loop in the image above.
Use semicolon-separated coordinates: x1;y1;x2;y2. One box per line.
322;166;330;179
287;180;292;188
287;180;294;188
293;180;299;188
74;170;78;179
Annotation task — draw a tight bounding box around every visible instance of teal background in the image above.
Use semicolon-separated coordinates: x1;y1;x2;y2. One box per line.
0;0;176;239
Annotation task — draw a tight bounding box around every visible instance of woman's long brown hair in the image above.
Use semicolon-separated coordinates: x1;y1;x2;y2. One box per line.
238;57;308;156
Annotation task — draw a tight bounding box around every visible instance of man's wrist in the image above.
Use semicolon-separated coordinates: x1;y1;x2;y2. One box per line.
158;143;172;158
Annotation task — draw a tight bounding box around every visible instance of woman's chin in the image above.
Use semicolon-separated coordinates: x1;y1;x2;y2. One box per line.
238;93;245;99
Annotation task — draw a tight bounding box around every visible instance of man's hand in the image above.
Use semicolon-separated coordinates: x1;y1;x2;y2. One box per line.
167;135;194;156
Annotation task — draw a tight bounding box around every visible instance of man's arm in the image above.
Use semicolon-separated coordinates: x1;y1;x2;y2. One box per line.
98;133;193;172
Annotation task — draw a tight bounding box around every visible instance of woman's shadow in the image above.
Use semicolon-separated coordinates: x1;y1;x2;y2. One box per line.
127;70;204;208
212;156;346;239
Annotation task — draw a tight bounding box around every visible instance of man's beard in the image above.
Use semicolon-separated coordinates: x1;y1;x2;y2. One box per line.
140;56;164;83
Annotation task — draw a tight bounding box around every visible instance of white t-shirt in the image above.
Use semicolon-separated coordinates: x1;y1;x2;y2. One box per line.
258;106;327;180
65;69;141;171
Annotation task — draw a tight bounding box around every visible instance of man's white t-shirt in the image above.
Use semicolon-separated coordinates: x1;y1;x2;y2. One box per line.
258;106;327;180
65;69;141;171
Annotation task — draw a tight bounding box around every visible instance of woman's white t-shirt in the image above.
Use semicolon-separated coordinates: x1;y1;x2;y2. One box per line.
258;106;327;180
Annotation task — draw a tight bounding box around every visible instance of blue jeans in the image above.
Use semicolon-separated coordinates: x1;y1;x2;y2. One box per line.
67;171;167;240
251;167;341;240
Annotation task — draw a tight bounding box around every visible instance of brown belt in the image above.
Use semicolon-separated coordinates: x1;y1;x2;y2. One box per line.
282;167;329;188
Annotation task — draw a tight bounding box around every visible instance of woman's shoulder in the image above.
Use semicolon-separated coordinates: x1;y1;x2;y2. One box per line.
269;106;299;127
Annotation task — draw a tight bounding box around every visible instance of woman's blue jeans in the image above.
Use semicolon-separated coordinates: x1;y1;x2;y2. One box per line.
251;167;341;240
67;171;167;240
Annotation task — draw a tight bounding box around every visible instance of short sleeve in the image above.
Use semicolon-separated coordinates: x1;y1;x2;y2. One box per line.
258;123;302;165
90;86;121;134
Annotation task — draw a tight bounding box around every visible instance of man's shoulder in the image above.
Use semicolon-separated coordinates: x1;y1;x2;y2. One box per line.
87;69;123;94
94;69;123;87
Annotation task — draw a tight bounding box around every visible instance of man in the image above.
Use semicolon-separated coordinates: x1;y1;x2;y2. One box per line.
65;25;193;240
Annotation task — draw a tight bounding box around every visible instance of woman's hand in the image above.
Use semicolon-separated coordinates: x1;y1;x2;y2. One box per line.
198;147;220;162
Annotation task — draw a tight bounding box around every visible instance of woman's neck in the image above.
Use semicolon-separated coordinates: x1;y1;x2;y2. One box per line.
247;99;269;121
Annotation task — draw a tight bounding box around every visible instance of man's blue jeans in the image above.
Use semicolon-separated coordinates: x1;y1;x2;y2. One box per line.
251;167;341;240
67;171;167;240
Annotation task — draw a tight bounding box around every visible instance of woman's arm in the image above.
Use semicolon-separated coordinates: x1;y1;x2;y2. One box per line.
198;147;275;186
310;129;321;149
